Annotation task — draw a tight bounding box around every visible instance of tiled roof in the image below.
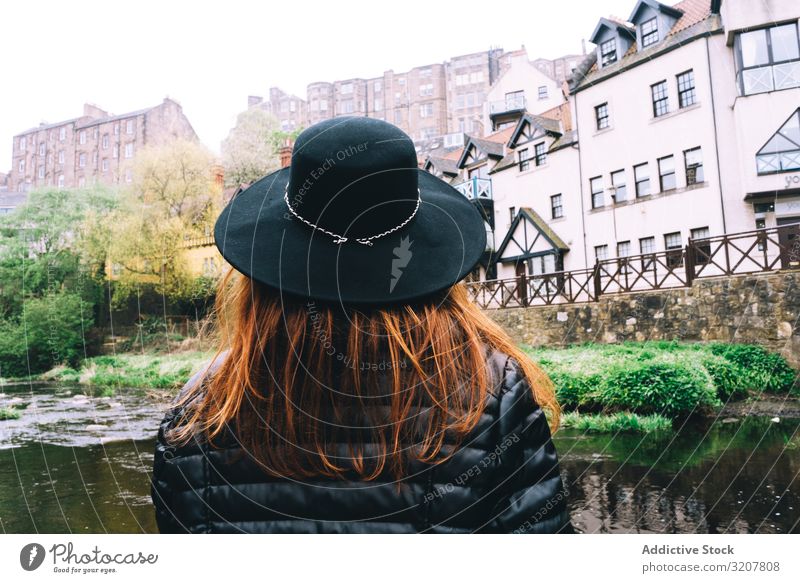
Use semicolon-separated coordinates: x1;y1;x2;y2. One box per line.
570;0;720;92
76;107;154;129
426;156;460;175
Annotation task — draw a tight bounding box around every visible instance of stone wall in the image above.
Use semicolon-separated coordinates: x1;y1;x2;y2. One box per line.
487;271;800;368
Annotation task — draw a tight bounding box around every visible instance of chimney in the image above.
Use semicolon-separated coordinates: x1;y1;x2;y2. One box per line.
83;103;108;119
279;138;294;169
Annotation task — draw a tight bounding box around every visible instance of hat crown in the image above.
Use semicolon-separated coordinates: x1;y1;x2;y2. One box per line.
286;117;419;239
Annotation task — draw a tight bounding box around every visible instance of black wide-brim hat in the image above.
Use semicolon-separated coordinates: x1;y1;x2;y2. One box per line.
214;116;486;305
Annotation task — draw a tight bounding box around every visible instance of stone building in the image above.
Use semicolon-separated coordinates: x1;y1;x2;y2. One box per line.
8;98;198;192
246;48;578;144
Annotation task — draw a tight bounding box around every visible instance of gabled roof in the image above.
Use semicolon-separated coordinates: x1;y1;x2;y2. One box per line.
570;0;720;93
629;0;683;23
494;207;569;262
76;107;155;129
590;17;637;44
456;130;511;169
507;113;562;149
424;156;460;176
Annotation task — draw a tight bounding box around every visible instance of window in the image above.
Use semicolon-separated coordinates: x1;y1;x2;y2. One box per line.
394;110;403;125
340;82;353;94
289;100;296;112
590;176;604;208
617;240;631;257
534;142;546;166
38;166;45;179
600;38;617;66
320;100;328;111
125;169;132;183
641;17;659;48
102;134;109;149
611;169;627;202
102;159;109;173
78;176;86;188
419;83;433;96
126;120;134;134
79;130;86;144
420;103;433;118
651;80;669;117
113;144;119;158
18;159;24;173
114;124;120;135
595;245;609;261
518;148;529;171
756;109;800;174
538;85;548;100
79;153;86;167
94;127;98;139
38;142;45;156
640;236;656;270
93;151;98;166
374;80;382;92
677;70;696;107
59;127;66;141
664;231;683;268
595;102;610;130
58;150;64;164
508;206;516;225
57;175;64;188
735;23;800;95
684;147;704;184
373;98;382;111
634;163;650;197
551;194;563;219
690;226;711;265
19;136;26;151
340;99;354;114
124;143;133;158
658;155;676;191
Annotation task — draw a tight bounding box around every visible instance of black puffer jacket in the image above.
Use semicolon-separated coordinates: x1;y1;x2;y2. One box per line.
150;348;572;533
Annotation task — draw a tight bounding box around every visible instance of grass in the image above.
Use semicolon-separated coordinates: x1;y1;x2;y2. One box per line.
0;407;21;420
560;411;673;434
41;350;215;393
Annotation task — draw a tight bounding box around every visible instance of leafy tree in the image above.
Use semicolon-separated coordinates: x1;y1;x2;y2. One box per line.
221;107;285;186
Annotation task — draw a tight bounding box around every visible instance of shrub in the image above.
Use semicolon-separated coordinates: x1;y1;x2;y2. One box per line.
701;354;749;400
710;343;796;393
546;371;599;409
0;407;21;420
598;361;720;417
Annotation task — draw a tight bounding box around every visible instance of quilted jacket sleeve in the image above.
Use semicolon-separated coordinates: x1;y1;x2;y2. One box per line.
484;356;573;534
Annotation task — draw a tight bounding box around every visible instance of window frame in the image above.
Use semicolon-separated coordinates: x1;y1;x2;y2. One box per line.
600;38;617;66
734;22;800;96
676;69;697;108
641;17;659;48
518;148;530;172
611;169;627;202
634;162;651;197
590;176;604;209
651;80;669;117
595;102;610;130
533;142;546;166
684;147;704;185
658;155;676;192
551;193;563;219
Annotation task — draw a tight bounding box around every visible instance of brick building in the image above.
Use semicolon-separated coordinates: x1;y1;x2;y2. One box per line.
8;97;197;192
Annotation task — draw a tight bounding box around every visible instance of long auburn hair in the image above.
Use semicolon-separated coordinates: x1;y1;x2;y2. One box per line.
167;269;559;480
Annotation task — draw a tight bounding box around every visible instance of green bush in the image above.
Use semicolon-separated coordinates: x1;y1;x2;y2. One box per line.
701;354;749;400
0;407;21;420
546;371;598;409
710;343;796;393
598;361;720;417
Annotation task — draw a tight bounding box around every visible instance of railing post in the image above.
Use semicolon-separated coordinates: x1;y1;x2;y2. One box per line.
685;241;695;286
592;262;602;300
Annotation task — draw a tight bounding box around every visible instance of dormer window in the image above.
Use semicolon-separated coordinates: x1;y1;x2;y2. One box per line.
600;39;617;66
641;17;659;47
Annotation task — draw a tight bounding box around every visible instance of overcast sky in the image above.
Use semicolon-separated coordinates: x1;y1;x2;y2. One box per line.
0;0;642;169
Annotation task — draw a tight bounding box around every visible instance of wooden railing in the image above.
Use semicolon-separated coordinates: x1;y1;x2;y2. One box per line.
467;223;800;309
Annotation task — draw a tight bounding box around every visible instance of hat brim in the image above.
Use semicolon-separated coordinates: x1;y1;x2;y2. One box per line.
213;167;487;305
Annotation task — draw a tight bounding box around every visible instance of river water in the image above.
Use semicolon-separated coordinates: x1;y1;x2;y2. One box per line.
0;382;797;533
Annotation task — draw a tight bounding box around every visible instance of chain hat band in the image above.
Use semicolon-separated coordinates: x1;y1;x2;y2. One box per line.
284;185;421;246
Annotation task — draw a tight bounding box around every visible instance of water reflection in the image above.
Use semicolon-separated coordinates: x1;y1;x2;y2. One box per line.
0;382;797;533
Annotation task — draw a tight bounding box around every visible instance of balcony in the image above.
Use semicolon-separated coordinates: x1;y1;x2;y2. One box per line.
488;94;526;116
454;177;492;200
